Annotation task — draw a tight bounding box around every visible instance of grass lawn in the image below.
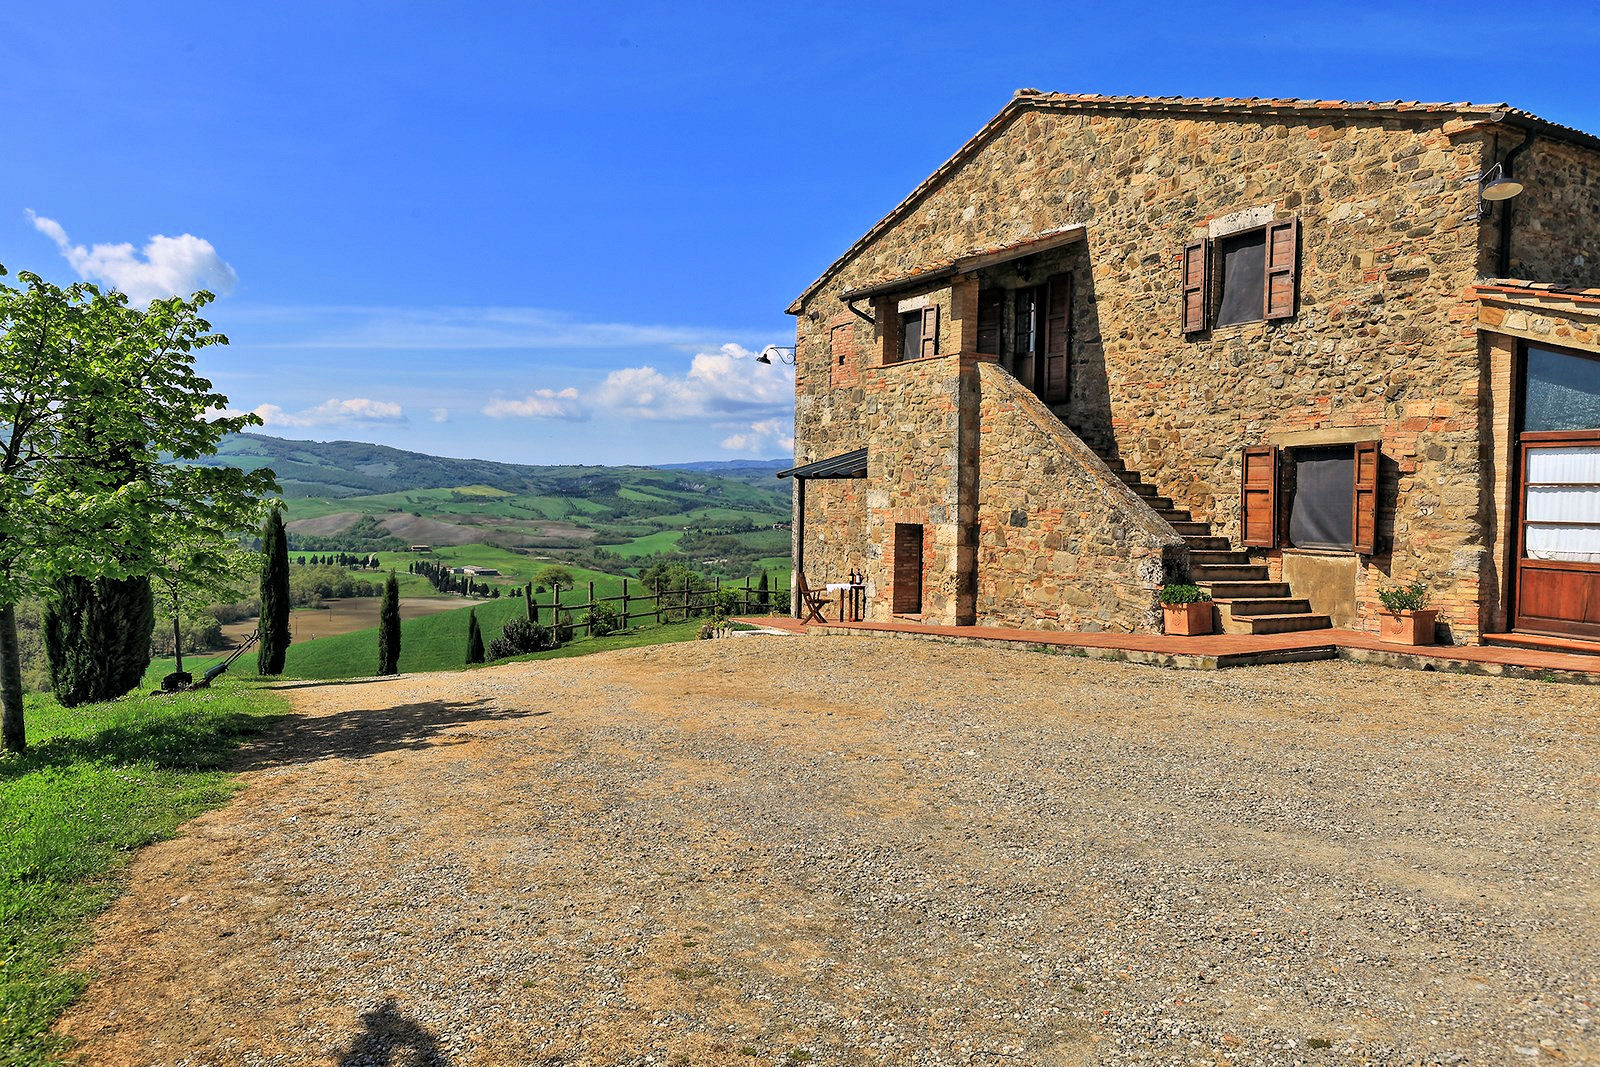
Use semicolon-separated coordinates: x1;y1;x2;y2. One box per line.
0;680;289;1066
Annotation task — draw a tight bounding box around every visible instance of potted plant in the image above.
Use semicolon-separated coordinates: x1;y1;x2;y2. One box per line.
1377;578;1437;646
1161;584;1214;636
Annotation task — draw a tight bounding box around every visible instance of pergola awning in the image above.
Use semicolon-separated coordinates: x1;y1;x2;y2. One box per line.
777;448;867;480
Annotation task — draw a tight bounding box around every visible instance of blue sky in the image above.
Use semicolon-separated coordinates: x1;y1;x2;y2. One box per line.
3;1;1598;465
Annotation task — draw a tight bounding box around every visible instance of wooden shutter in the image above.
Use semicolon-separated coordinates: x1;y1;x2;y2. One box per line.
1352;439;1379;554
1181;239;1210;334
919;306;939;359
892;523;923;614
1042;273;1071;404
1241;445;1279;548
976;286;1003;356
1264;218;1298;321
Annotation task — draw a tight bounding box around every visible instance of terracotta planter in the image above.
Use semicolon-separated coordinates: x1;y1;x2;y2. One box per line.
1379;608;1438;646
1163;601;1214;636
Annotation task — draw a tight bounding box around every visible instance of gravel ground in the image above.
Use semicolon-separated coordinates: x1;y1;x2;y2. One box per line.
56;636;1599;1066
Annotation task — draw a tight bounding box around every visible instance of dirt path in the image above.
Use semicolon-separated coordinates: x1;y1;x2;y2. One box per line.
55;638;1600;1066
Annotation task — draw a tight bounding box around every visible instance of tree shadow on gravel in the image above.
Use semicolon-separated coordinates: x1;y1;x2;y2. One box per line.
232;698;549;771
335;997;454;1066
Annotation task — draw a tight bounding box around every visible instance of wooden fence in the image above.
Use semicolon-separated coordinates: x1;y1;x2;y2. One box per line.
526;576;790;637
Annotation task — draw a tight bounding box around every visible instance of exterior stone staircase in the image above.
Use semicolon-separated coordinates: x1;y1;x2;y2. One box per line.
1101;458;1332;635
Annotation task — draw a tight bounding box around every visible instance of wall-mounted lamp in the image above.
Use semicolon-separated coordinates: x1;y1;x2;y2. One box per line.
756;345;797;366
1466;160;1526;221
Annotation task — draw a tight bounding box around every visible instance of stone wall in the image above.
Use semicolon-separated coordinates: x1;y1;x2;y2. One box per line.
1496;136;1600;288
792;101;1505;640
973;362;1182;631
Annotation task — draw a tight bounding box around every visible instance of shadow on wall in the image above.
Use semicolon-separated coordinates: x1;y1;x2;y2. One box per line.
336;997;454;1066
1061;262;1116;459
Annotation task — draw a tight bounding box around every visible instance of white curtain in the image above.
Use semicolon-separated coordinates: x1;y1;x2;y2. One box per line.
1526;445;1600;562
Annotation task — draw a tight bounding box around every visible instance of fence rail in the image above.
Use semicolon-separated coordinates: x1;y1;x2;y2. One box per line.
526;576;790;637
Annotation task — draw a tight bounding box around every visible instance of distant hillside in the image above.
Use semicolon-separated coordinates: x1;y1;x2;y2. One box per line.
196;434;791;578
658;458;789;472
200;433;787;498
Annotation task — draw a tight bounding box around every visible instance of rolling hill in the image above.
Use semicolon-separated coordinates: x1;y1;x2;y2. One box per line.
200;434;792;577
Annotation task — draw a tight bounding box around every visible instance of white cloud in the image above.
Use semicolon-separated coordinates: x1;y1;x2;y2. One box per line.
220;304;741;352
720;418;794;455
482;388;584;420
430;407;450;423
253;398;406;428
28;210;237;304
591;343;793;420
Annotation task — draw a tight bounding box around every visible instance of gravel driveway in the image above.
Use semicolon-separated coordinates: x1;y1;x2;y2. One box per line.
57;637;1599;1066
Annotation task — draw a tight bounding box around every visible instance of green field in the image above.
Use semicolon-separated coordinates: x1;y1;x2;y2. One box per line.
1;682;288;1066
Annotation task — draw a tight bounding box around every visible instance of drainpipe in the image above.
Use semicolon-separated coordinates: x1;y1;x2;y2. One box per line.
1497;133;1536;279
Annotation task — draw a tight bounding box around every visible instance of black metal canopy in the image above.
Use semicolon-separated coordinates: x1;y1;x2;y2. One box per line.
776;448;868;480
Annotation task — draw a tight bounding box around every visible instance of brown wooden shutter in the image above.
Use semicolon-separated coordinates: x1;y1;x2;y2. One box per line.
1263;218;1298;321
976;286;1003;356
1352;439;1379;554
919;306;939;359
1241;445;1279;548
1181;239;1210;334
1042;273;1071;404
892;523;923;614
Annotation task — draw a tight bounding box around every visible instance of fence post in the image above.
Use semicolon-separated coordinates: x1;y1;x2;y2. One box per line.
587;580;595;636
744;575;752;615
655;580;662;626
553;584;561;636
622;577;630;628
683;577;691;620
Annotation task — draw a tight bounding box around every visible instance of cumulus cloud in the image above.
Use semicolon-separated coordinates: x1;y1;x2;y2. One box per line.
482;388;584;420
720;418;794;455
27;210;238;304
253;398;406;428
591;343;793;419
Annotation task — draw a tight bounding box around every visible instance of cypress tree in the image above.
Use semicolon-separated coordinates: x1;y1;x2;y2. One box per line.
377;570;401;675
757;571;770;611
43;575;155;707
466;608;485;664
257;506;291;675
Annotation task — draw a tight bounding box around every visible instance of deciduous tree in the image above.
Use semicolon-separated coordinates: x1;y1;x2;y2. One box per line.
0;268;275;752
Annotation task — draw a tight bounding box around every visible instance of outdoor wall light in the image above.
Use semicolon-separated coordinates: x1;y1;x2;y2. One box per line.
1466;161;1526;221
756;345;797;366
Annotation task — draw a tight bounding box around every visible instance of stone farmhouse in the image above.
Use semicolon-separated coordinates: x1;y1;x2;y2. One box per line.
781;92;1600;648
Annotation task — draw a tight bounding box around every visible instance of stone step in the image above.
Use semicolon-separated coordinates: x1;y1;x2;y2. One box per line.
1126;480;1157;496
1170;521;1214;537
1220;596;1314;617
1234;613;1333;636
1147;497;1177;512
1190;563;1270;582
1187;549;1256;566
1183;535;1231;551
1201;580;1293;600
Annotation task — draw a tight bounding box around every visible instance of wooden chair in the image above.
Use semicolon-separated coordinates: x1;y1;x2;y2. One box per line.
795;572;837;624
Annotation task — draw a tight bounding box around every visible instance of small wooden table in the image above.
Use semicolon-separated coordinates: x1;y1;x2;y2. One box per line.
826;582;866;622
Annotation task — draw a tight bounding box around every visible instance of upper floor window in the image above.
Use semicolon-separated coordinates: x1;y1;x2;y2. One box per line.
1181;217;1299;334
892;304;939;364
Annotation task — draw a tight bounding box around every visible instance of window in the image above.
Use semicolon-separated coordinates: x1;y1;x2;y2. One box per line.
1524;344;1600;433
1287;446;1355;549
1181;217;1299;333
1216;229;1267;326
893;305;939;364
1240;439;1378;553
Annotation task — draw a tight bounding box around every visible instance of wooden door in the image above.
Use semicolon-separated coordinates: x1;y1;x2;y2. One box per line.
1514;432;1600;638
892;523;923;615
